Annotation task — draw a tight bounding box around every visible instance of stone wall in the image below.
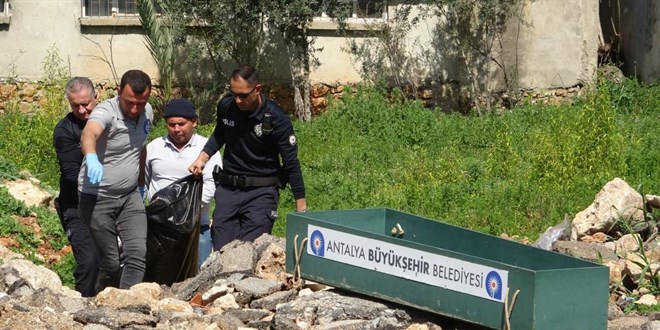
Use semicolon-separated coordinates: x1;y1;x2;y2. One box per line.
0;80;587;118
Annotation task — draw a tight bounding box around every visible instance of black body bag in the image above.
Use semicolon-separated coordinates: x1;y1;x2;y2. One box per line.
144;174;202;286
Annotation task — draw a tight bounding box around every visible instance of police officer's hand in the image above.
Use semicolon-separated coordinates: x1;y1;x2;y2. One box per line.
188;154;208;177
86;153;103;184
188;161;204;177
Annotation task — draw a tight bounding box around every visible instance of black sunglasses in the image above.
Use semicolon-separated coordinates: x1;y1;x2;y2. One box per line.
229;86;256;99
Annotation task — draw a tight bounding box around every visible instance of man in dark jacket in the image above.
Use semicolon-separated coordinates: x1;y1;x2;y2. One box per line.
53;77;99;297
188;65;307;250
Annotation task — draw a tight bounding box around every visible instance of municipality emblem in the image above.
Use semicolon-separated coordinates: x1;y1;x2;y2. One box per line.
143;119;151;134
485;271;503;300
310;230;325;257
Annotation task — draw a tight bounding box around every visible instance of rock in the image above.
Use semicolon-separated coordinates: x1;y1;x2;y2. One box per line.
234;277;283;300
579;232;608;243
154;297;195;318
636;294;658;306
2;259;79;298
1;179;52;207
604;241;616;252
644;320;660;330
130;282;163;300
608;302;624;320
273;290;412;330
624;252;646;282
250;289;297;311
224;308;272;324
207;312;246;329
211;292;240;309
172;246;249;301
73;306;158;328
219;240;258;274
311;96;328;109
2;228;657;329
571;178;645;240
311;84;331;98
18;84;37;100
608;316;649;330
553;240;618;262
0;244;24;260
647;239;660;261
94;286;157;311
616;234;641;254
201;280;233;305
254;240;287;283
604;260;625;285
623;254;660;289
0;84;17;99
0;300;84;330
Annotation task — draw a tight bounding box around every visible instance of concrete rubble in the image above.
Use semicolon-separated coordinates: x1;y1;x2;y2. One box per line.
0;177;658;329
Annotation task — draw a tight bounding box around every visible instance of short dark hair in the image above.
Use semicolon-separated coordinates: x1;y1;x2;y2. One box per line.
65;77;95;99
120;70;151;94
231;65;260;85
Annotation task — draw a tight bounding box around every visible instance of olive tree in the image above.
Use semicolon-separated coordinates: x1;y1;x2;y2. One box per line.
138;0;353;121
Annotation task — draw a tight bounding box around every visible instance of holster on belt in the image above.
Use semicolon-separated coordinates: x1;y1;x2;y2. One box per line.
212;165;223;187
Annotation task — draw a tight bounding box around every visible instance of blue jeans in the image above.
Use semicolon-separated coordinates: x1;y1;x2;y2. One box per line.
198;225;212;268
79;190;147;290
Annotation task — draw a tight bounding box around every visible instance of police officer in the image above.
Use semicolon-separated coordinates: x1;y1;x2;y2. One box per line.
188;65;307;251
53;77;99;297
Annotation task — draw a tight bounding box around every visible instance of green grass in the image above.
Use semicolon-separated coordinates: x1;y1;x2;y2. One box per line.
272;79;660;238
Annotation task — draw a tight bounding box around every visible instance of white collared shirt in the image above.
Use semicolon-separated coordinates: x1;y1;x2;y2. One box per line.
145;133;222;226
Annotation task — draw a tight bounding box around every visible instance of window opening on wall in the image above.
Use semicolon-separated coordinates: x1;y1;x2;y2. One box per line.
355;0;385;18
82;0;161;17
314;0;387;21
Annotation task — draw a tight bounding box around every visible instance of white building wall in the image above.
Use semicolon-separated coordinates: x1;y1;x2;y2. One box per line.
1;0;639;91
0;0;158;84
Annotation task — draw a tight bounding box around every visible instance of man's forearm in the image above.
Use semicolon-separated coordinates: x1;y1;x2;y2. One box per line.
81;121;103;155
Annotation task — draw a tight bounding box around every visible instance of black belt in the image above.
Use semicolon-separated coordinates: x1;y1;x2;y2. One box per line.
215;172;278;188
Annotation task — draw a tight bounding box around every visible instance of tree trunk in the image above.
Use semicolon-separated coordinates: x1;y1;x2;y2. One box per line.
287;42;311;122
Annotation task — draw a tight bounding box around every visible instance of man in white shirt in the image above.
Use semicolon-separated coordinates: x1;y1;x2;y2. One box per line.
145;99;222;268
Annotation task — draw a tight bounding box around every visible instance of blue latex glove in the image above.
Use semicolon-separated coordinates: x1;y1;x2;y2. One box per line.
86;153;103;184
138;186;146;200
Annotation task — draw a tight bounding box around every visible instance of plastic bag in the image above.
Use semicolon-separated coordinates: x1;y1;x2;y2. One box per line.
144;174;202;285
535;215;572;250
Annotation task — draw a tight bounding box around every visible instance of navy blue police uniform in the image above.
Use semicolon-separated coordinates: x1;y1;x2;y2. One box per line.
53;112;99;297
203;93;305;250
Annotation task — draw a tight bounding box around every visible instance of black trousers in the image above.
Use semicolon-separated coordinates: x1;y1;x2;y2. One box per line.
211;185;279;251
57;202;99;297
